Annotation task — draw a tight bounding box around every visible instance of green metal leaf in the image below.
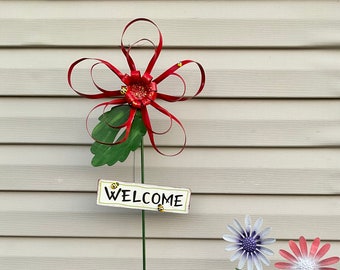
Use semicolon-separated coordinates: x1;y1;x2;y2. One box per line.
90;105;146;167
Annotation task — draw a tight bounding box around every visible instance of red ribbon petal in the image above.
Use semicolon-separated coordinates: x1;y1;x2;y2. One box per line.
154;60;205;101
157;72;187;102
68;57;126;98
86;99;132;145
120;18;163;75
142;101;187;156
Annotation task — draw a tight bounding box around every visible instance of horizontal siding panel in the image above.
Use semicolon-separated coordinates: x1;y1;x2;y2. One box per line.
0;237;339;270
0;192;338;240
1;1;340;47
0;145;339;194
1;98;340;146
2;1;339;268
1;49;340;98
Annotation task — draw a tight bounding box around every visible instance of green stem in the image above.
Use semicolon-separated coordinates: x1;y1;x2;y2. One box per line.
140;139;146;270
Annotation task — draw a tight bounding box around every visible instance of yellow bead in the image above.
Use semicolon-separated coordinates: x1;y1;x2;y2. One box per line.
157;204;165;212
120;86;127;95
111;182;119;189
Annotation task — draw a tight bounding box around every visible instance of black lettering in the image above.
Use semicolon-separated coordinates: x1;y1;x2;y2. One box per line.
142;192;150;204
174;195;183;207
161;194;174;205
151;193;161;204
104;186;121;200
121;189;131;202
132;190;141;202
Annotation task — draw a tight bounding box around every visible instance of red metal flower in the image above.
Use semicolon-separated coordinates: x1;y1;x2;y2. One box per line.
68;18;205;160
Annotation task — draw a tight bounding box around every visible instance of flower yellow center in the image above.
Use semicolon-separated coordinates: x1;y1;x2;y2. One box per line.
131;84;149;99
124;82;157;109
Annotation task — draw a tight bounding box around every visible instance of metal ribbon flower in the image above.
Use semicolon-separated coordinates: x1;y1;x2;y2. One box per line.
68;18;205;166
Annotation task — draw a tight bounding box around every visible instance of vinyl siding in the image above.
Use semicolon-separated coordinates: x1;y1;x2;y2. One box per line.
0;1;339;269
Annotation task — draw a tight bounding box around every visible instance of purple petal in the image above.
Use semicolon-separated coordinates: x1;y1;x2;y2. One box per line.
227;224;242;237
245;215;252;234
245;215;252;228
257;251;270;266
248;255;254;270
238;252;248;269
231;250;244;262
233;218;246;236
253;217;263;233
260;246;274;256
258;227;271;238
225;243;241;251
253;254;263;270
261;238;276;245
223;234;240;243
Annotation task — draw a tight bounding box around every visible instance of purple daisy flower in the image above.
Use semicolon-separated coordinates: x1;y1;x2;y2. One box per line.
223;215;276;270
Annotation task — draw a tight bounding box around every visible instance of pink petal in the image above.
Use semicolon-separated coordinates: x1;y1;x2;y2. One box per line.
310;237;320;257
289;240;302;257
279;249;297;263
319;268;338;270
274;262;293;269
299;236;308;256
319;256;340;266
316;243;331;259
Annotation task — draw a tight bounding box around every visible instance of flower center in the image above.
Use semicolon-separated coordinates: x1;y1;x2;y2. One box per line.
241;237;257;252
294;257;318;270
123;82;157;109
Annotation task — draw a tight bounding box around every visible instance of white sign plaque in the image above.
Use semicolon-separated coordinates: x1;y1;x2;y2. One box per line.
97;179;191;214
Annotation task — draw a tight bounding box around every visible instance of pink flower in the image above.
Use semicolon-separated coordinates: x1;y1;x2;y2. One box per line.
275;236;339;270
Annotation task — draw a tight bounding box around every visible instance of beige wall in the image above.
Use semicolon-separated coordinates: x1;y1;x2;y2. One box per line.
0;1;339;269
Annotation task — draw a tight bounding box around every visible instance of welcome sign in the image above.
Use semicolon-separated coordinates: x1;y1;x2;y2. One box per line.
97;179;191;214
